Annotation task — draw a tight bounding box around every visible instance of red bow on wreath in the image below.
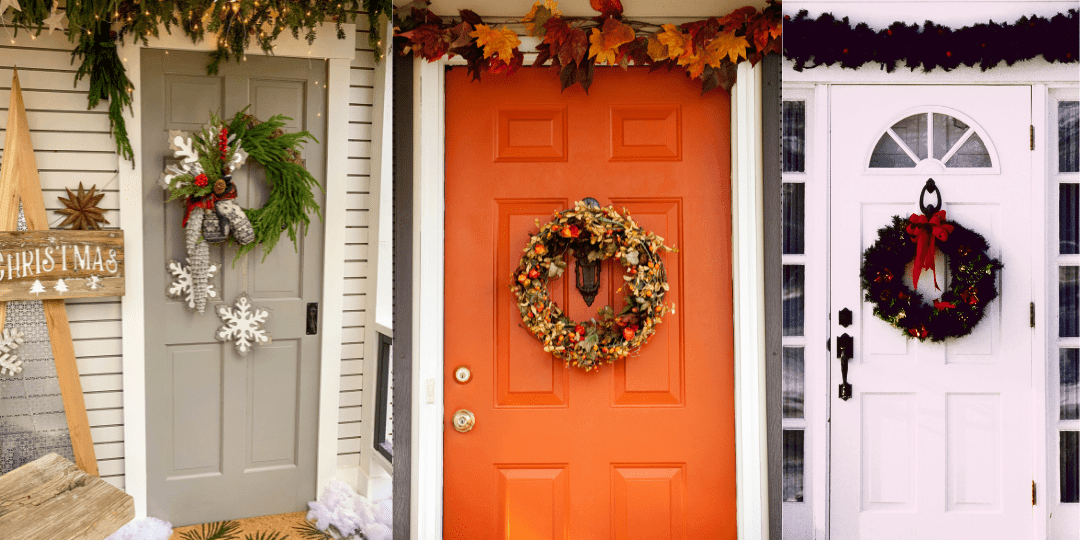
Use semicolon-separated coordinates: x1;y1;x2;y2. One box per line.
905;210;954;290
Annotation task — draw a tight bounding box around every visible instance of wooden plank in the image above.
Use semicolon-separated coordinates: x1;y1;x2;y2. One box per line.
340;373;363;391
0;69;88;92
0;89;103;112
0;230;125;301
339;389;364;407
2;70;98;476
0;111;113;133
0;130;115;152
0;453;132;540
337;453;361;468
345;211;370;228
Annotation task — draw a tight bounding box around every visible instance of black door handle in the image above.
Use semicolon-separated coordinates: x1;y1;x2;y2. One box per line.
837;332;853;401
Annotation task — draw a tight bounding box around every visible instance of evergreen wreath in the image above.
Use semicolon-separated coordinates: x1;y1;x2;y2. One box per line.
861;211;1002;341
161;108;323;260
160;109;322;314
512;201;677;371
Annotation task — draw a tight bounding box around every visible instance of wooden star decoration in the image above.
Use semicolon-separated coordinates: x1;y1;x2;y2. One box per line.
55;182;109;230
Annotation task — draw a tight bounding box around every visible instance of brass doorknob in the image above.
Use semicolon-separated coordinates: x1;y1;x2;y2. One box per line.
451;409;475;433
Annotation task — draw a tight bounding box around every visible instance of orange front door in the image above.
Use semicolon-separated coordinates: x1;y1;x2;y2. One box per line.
444;67;735;539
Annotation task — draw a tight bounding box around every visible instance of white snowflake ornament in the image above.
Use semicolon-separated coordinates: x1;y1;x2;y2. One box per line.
216;294;270;356
168;259;219;311
0;328;25;377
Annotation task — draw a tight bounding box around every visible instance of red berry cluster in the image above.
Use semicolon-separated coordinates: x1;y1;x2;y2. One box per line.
218;127;229;163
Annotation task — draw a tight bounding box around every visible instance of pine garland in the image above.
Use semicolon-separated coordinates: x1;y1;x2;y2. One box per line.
5;0;390;164
784;8;1078;72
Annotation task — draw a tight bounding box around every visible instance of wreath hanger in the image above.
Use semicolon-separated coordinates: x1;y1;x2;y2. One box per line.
918;178;943;217
574;197;601;306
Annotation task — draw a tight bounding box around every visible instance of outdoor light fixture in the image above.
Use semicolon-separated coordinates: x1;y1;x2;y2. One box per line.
574;197;602;306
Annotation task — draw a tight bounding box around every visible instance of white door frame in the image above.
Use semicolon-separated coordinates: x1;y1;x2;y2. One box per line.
117;26;355;517
407;58;769;539
784;69;1078;538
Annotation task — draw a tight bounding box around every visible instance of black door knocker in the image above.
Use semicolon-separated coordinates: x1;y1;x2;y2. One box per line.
918;178;943;217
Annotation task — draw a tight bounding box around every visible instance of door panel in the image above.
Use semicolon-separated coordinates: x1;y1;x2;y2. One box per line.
141;49;325;526
829;85;1032;540
445;67;734;539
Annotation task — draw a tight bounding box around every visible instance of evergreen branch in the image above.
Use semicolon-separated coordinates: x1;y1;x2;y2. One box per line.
293;520;337;540
178;520;242;540
244;531;291;540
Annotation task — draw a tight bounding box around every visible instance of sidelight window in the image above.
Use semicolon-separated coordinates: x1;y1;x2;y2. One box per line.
1053;97;1079;507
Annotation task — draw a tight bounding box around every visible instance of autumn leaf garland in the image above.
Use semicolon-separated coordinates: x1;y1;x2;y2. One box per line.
395;0;782;93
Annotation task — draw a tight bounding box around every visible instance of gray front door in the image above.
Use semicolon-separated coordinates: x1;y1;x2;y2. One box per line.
140;49;326;526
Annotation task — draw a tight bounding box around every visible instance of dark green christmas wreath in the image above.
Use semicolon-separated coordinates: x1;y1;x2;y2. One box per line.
860;212;1002;342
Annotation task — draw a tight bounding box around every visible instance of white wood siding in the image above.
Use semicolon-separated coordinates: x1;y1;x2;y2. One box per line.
0;24;376;488
337;21;375;469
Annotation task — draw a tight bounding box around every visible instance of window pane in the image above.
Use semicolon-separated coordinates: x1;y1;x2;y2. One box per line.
891;114;928;161
784;429;805;502
1061;101;1079;173
1062;183;1079;255
783;347;805;419
1062;266;1079;338
1063;348;1079;421
869;134;917;168
782;183;805;255
944;132;992;168
1062;431;1079;503
783;265;805;336
932;113;969;160
783;101;805;173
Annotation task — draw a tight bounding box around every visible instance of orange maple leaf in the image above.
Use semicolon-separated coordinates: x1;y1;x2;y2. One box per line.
470;24;523;65
678;52;707;79
646;35;668;61
656;24;691;60
589;18;635;64
522;1;562;37
708;29;749;64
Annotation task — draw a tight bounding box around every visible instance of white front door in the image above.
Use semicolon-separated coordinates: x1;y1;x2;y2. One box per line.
829;85;1033;539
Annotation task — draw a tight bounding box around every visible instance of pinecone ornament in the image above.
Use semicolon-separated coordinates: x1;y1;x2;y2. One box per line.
185;209;211;314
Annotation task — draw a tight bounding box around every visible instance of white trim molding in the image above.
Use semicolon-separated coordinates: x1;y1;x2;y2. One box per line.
411;57;447;540
118;24;356;517
731;61;770;540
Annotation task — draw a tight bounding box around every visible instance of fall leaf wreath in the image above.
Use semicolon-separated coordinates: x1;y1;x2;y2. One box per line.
512;201;677;370
861;211;1002;341
159;108;322;313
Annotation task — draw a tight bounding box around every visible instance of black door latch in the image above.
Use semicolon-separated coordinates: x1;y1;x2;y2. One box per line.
837;332;853;401
306;303;319;335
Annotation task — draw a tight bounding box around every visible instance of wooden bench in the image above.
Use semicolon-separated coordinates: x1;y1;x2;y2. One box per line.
0;453;132;540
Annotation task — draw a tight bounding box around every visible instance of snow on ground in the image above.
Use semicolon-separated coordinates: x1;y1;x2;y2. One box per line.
307;479;392;540
104;517;172;540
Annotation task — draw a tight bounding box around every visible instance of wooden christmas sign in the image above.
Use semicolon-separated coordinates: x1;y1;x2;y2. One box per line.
0;230;124;301
0;69;105;476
